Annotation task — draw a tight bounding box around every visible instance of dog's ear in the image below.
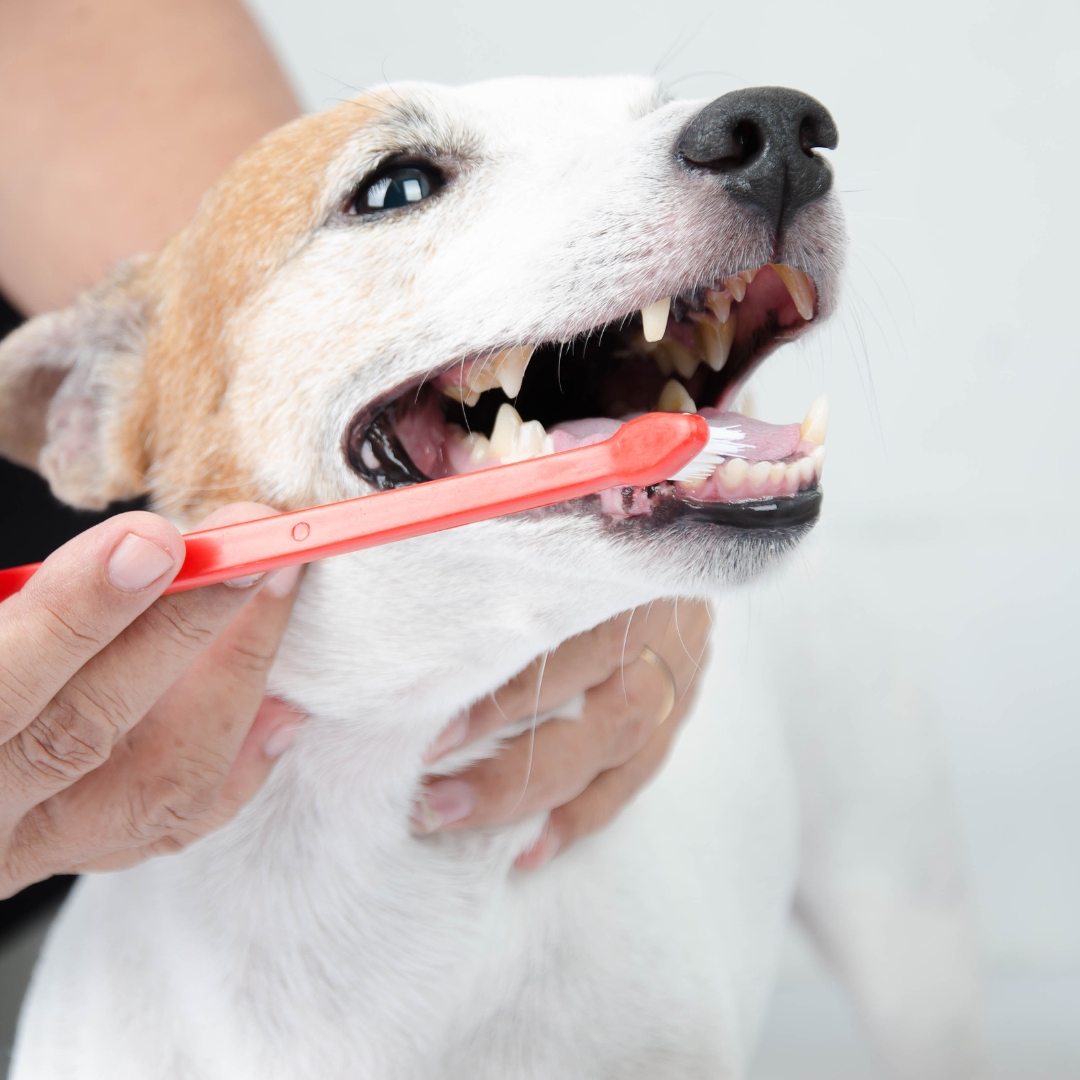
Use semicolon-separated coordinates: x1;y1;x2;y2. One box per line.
0;259;152;510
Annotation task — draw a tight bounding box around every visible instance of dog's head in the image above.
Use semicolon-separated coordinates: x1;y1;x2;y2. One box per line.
0;77;844;696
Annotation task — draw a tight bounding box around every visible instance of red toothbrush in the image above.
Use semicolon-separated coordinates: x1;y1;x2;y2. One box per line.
0;412;737;602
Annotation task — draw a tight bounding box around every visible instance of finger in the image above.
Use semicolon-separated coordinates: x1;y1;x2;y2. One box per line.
425;602;678;762
0;511;183;740
515;702;685;871
415;649;678;833
61;697;308;874
13;510;303;871
0;504;277;823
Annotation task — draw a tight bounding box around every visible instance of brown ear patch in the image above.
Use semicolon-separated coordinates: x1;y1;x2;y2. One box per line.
129;99;383;521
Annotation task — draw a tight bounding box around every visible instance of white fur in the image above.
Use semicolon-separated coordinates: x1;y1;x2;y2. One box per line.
11;77;979;1079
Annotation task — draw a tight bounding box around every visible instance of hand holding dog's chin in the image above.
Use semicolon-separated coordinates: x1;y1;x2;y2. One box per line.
0;503;303;897
416;600;712;869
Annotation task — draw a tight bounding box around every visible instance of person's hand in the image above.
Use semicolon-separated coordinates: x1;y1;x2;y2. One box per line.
414;599;712;869
0;504;304;897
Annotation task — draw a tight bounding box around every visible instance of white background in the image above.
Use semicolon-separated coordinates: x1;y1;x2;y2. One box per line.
244;0;1079;1059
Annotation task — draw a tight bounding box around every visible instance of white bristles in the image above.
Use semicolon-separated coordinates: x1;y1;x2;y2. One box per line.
667;424;746;483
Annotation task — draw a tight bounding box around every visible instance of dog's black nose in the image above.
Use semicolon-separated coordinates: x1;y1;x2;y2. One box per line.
677;86;838;233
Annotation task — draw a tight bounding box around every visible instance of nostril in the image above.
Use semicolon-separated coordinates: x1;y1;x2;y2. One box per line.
798;116;827;157
729;120;763;168
684;118;763;172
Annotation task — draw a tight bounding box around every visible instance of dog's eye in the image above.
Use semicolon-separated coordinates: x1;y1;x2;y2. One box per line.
349;166;441;215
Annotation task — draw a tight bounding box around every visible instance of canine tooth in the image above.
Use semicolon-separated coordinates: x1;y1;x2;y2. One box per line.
725;276;747;302
704;289;732;323
489;402;524;458
641;297;671;342
773;264;815;320
800;394;829;445
657;379;697;413
748;460;772;493
694;318;729;372
491;344;535;399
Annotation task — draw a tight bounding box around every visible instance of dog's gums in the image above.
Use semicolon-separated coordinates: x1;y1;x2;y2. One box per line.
348;262;827;524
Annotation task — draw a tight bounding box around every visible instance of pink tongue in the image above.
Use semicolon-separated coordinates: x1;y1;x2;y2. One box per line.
550;412;801;461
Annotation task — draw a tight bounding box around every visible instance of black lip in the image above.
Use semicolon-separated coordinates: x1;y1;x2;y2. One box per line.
672;487;821;529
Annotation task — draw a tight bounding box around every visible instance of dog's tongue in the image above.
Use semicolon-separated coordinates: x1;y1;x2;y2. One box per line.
549;411;801;462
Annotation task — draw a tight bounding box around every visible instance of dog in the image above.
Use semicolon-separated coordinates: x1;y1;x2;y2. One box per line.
0;76;982;1078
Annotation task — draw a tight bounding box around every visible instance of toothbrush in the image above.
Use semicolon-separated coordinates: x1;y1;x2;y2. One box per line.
0;412;738;602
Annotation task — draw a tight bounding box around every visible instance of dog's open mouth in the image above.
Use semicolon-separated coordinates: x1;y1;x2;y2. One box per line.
348;263;827;528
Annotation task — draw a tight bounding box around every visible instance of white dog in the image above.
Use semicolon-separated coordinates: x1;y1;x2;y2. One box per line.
0;77;981;1078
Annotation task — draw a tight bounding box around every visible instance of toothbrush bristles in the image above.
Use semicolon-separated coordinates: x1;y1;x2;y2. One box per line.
667;425;746;483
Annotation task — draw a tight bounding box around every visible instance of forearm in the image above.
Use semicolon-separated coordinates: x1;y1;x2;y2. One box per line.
0;0;299;314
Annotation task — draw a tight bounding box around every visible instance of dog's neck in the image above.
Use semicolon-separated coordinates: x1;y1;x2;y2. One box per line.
147;515;662;1067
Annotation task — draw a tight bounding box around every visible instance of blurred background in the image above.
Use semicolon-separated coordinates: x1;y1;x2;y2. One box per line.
2;1;1077;1076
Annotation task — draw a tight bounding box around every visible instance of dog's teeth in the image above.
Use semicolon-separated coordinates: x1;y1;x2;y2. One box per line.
460;432;492;462
725;276;747;302
657;379;697;413
719;457;748;491
489;402;524;458
695;310;736;371
641;297;671;342
360;439;379;471
704;289;732;323
810;444;826;478
441;383;483;408
488;402;552;461
798;455;817;485
769;462;787;487
748;460;772;494
740;268;759;284
773;264;816;321
799;394;829;445
668;341;700;380
491;345;535;399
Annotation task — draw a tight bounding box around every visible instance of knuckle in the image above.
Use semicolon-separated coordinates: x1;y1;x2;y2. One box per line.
220;637;278;680
122;770;219;846
16;696;120;783
142;599;217;654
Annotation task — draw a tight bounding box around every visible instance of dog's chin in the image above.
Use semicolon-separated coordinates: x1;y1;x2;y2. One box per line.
344;260;828;561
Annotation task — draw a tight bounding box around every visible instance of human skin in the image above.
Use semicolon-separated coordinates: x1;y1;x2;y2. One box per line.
0;0;712;885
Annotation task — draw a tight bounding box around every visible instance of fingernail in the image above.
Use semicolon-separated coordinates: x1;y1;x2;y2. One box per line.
107;533;177;592
224;573;266;589
515;818;561;871
263;722;303;759
423;712;469;764
412;778;476;834
264;564;301;598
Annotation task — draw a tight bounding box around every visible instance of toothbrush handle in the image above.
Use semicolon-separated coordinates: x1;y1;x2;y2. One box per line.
0;412;707;601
